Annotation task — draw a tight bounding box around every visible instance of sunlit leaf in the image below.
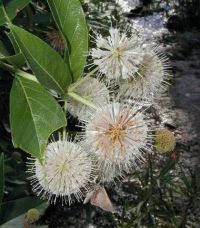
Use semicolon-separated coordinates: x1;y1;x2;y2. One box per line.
10;76;67;160
10;24;72;96
48;0;88;82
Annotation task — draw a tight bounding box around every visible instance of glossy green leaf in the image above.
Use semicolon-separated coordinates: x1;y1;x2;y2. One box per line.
0;197;45;225
10;76;67;160
0;153;4;208
10;24;72;95
48;0;88;81
0;0;30;26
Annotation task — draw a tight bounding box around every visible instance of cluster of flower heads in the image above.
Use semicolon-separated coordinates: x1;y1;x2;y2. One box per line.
29;25;171;206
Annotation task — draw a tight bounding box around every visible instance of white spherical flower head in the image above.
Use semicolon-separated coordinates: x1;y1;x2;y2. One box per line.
68;77;109;120
28;140;94;205
121;46;171;101
82;102;152;182
91;28;143;80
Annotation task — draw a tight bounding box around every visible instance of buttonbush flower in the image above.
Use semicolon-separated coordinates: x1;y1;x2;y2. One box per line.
121;46;171;101
90;28;143;80
68;77;109;120
27;140;94;205
80;102;153;182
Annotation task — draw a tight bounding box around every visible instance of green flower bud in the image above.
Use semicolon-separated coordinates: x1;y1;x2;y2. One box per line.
155;129;176;153
26;208;40;224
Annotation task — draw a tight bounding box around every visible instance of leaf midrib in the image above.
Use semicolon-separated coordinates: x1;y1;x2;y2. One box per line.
14;30;64;94
18;78;41;156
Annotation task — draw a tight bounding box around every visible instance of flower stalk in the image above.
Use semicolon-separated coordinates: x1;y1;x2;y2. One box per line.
67;91;97;110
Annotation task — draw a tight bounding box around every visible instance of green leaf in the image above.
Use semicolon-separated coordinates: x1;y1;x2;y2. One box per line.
0;35;25;67
48;0;88;81
0;153;4;208
0;53;25;67
10;24;72;96
0;197;45;225
10;76;67;160
0;0;30;26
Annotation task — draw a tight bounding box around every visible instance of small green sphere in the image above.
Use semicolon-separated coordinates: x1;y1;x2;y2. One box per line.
26;208;40;224
155;129;176;154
